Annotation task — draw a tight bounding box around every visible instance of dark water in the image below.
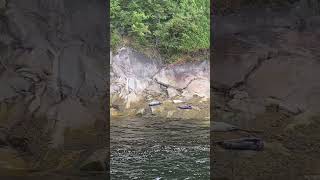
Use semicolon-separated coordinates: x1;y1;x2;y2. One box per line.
110;116;210;179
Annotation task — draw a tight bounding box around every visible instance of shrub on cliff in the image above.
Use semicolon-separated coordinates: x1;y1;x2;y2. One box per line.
111;0;210;62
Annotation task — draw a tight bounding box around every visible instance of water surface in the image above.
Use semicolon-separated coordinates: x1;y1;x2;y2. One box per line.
111;116;210;179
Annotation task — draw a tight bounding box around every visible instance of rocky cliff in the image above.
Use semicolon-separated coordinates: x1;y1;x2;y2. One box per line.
0;0;107;177
110;47;210;119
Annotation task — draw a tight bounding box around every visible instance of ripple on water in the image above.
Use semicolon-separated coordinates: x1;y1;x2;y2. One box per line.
111;117;210;179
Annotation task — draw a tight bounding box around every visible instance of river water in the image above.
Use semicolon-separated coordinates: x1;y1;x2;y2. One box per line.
110;116;210;179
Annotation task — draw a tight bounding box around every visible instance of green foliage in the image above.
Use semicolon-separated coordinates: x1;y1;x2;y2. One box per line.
111;0;210;61
111;30;121;51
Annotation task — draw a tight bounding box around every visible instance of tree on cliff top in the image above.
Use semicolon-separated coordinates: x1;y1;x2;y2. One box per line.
111;0;210;62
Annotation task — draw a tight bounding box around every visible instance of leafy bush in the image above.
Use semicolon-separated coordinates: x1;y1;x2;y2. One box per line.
111;0;210;62
111;30;121;52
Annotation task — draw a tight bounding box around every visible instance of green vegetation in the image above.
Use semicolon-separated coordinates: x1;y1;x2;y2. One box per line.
111;0;210;62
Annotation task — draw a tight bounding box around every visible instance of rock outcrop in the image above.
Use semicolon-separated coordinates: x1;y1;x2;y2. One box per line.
0;0;107;177
111;47;210;119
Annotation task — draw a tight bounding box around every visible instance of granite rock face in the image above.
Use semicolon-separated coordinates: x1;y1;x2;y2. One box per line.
110;47;210;119
0;0;107;175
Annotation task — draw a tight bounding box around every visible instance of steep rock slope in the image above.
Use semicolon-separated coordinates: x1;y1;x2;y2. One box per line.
111;47;210;119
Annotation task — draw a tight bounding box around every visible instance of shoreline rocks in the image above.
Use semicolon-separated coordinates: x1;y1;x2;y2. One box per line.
110;47;210;120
